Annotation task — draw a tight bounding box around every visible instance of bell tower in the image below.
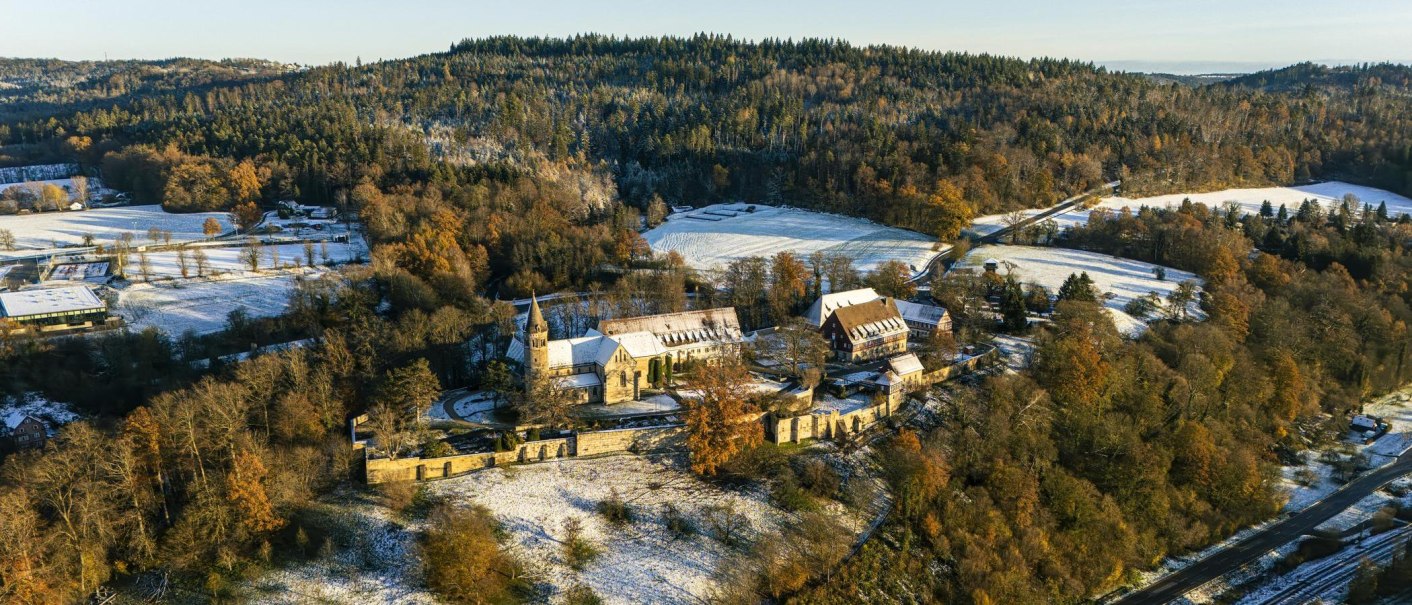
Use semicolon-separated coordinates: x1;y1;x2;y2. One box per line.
526;293;550;383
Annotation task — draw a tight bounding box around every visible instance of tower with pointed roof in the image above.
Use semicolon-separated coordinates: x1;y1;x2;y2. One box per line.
526;293;550;384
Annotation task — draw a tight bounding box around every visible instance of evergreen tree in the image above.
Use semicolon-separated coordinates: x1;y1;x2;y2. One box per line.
999;276;1028;332
1057;272;1098;303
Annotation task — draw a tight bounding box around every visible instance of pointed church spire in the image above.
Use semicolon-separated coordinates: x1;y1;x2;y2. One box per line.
528;291;547;334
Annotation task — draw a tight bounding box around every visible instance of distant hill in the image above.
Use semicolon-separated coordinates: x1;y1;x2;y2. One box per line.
1220;62;1412;93
0;57;294;120
1139;72;1243;87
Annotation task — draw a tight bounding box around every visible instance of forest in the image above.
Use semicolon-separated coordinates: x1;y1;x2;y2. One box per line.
1;37;1412;604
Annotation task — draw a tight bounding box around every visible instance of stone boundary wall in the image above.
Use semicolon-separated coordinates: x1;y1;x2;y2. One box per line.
769;347;997;445
365;424;683;484
920;347;996;384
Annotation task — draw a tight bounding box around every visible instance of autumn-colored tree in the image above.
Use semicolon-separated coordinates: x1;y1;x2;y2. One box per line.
421;503;527;604
202;216;224;239
1267;350;1306;422
227;448;283;534
231;200;263;232
927;179;974;241
683;356;763;475
882;429;951;519
226;159;262;205
164;161;229;212
1033;302;1112;409
767;251;808;324
865;259;917;299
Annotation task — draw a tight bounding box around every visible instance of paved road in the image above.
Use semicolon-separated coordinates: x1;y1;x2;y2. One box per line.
910;180;1120;286
1117;451;1412;604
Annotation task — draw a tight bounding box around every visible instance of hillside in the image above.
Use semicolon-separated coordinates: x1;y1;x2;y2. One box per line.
1220;61;1412;93
0;57;293;121
3;36;1411;230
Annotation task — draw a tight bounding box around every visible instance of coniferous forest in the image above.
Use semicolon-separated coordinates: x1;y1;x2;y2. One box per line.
2;36;1412;604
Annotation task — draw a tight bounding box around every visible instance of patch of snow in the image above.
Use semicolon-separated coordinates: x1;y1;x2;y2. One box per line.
129;237;362;280
430;390;501;422
951;244;1203;335
1093;181;1412;222
246;491;438;604
116;273;310;336
0;393;79;436
425;454;801;605
0;204;232;253
645;203;949;279
1280;457;1338;513
988;335;1034;372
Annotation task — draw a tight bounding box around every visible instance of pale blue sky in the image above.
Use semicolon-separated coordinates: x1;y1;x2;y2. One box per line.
3;0;1410;73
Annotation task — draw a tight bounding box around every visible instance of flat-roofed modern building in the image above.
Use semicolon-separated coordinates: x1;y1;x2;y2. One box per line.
0;285;109;330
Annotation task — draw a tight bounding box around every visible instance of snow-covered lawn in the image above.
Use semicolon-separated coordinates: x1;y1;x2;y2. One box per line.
116;273;311;335
951;244;1203;335
645;203;949;278
0;204;232;252
575;395;682;419
0;393;79;436
429;389;501;422
425;454;801;605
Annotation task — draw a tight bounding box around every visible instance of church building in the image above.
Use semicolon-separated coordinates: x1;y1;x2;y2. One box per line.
516;298;744;404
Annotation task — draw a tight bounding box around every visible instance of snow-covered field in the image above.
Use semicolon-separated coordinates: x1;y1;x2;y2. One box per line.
968;181;1412;238
0;204;232;252
645;204;948;278
116;273;311;335
426;454;802;604
1096;181;1412;222
0;393;79;436
127;238;361;280
968;208;1050;237
951;245;1203;335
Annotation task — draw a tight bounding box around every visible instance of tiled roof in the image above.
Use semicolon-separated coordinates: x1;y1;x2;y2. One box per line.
832;298;906;342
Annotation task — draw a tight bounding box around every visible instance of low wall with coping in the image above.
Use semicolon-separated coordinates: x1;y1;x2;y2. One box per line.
365;425;682;484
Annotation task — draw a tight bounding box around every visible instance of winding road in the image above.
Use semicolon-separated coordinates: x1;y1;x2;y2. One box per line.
1116;450;1412;604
